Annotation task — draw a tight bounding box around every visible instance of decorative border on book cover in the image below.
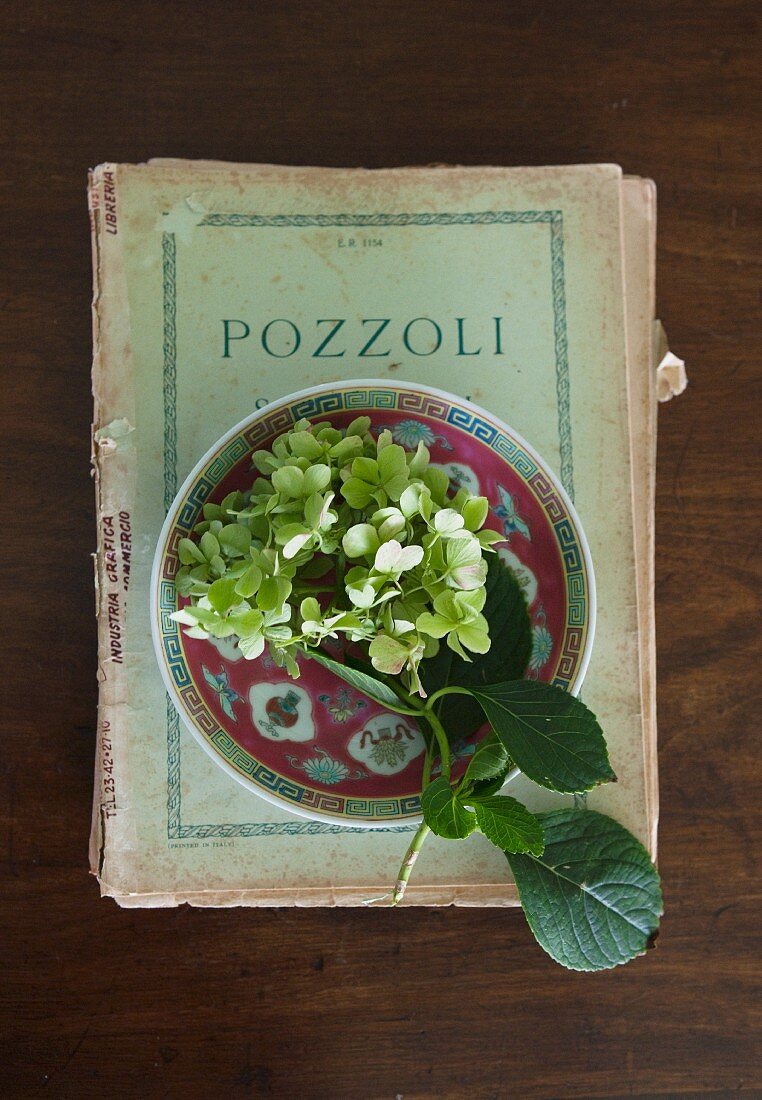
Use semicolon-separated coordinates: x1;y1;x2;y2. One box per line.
161;210;574;839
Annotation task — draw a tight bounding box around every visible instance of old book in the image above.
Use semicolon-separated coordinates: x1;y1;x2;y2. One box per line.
89;161;675;906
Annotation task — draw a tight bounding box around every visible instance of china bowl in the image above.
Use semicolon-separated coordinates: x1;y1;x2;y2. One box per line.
151;380;595;827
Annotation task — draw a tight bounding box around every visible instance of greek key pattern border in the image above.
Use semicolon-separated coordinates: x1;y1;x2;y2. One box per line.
160;394;588;828
161;210;577;838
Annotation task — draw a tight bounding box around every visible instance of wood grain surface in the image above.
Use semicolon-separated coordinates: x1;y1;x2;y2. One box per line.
1;2;759;1097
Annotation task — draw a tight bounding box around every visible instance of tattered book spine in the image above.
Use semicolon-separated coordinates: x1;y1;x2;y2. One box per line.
88;165;138;890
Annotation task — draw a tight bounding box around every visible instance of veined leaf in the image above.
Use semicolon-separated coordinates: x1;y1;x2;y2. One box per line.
421;777;476;840
472;795;544;855
470;681;615;793
305;647;408;711
507;809;663;971
463;730;511;785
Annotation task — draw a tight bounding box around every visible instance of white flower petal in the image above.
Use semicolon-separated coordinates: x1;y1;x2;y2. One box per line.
434;508;465;535
397;544;424;571
283;531;311;559
374;539;402;574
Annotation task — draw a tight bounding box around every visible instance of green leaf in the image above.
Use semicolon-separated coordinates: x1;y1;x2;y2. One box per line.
470;681;615;793
472;795;544;855
288;430;324;460
238;632;266;660
209;553;226;577
305;647;408;711
234;562;262;599
272;465;304;498
200;531;220;561
463;729;516;799
207;577;240;615
300;555;333;579
343;523;380;559
202;502;224;522
341;477;374;509
463;731;511;785
507;809;663;971
420;556;532;737
257;575;291;612
421;778;476;839
218;524;252;557
303;463;331;496
462;496;489;532
422;467;450;503
178;537;205;565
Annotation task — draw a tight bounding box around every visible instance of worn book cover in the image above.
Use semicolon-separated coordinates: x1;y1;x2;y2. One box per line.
89;161;669;906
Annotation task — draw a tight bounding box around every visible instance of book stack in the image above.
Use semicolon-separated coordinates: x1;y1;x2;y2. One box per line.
89;161;684;906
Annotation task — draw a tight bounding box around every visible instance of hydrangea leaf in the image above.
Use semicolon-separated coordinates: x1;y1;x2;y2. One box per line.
463;731;511;785
472;795;544;855
305;647;406;710
421;778;476;840
507;809;663;971
470;681;615;793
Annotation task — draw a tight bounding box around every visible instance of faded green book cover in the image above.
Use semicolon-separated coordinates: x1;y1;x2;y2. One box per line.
90;161;657;906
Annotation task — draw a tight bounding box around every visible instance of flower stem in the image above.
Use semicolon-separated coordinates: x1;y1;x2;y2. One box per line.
391;696;453;902
392;821;430;905
425;684;474;710
421;743;433;788
424;710;451;779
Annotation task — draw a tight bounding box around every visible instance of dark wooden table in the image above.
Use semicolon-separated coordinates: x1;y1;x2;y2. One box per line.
1;2;759;1096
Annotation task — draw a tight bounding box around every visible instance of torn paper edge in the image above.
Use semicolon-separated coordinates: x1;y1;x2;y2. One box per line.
654;320;688;402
